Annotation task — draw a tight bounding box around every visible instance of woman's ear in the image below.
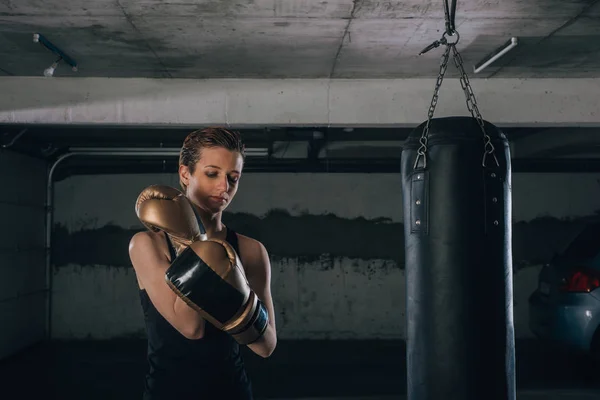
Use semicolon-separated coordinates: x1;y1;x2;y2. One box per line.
178;164;190;187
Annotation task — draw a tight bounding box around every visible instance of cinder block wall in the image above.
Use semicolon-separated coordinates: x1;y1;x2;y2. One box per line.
51;172;600;340
0;150;47;359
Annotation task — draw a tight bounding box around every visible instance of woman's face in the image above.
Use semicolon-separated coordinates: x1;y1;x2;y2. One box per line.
180;146;244;213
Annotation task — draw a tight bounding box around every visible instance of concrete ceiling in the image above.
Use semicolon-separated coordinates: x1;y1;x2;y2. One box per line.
1;0;599;79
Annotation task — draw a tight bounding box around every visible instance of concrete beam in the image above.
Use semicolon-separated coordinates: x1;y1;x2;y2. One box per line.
0;77;599;127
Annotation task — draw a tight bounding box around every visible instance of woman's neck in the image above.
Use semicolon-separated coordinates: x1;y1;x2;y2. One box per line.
195;206;226;239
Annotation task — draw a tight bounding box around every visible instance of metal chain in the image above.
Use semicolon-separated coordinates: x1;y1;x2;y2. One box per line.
416;36;499;169
414;0;499;170
451;46;499;167
414;43;452;169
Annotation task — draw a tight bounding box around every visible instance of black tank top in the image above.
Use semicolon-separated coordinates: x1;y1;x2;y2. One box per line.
139;228;253;400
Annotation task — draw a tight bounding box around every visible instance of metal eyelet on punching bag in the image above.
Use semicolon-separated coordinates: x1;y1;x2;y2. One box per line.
401;2;516;399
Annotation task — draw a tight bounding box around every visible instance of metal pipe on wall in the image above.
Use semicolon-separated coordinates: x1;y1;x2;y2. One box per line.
44;148;180;339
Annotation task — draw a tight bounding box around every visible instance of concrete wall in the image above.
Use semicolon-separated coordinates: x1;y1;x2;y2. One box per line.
0;150;47;359
51;171;600;340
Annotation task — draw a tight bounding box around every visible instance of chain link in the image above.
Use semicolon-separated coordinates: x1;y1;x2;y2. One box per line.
451;46;499;167
414;44;451;169
415;31;500;169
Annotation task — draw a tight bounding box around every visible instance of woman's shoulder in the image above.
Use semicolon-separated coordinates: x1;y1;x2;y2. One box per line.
235;233;269;266
235;232;266;251
129;230;169;258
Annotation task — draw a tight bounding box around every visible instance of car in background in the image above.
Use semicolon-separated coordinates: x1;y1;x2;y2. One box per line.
529;222;600;361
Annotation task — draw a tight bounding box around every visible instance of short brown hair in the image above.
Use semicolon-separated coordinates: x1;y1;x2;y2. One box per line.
179;127;246;191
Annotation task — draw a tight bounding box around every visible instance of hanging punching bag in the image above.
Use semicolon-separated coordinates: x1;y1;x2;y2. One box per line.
401;116;515;400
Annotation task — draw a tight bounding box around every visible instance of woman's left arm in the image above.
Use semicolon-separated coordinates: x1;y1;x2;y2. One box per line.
244;239;278;358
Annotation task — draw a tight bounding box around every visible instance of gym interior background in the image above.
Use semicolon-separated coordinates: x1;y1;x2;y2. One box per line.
2;126;600;399
2;0;600;399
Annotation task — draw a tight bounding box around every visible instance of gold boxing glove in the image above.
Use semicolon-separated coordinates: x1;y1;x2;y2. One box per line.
135;185;206;255
165;239;270;345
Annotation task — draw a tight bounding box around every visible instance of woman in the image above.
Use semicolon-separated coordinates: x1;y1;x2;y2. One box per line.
128;127;277;399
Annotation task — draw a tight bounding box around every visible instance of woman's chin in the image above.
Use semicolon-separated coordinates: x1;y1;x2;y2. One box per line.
211;205;227;213
203;202;228;214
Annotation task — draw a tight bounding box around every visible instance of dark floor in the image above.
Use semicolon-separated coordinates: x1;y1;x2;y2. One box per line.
0;339;599;399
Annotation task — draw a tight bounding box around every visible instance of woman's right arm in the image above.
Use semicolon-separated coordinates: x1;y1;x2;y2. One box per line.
129;231;206;339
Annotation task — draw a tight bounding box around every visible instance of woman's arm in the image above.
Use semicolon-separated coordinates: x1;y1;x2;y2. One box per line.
129;231;206;340
239;236;278;358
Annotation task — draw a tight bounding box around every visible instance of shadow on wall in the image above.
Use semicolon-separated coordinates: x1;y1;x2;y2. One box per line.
51;208;600;272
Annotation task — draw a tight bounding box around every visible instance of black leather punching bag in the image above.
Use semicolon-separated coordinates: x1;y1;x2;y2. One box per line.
401;116;515;400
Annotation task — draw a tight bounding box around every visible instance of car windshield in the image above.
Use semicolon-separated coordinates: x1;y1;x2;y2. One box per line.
562;222;600;260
